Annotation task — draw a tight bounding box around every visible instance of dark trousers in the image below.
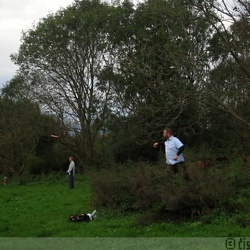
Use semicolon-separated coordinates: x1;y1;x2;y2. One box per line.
68;175;74;189
170;162;189;180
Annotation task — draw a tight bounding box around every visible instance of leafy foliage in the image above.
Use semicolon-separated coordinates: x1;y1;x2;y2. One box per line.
0;77;67;176
89;162;250;223
2;0;250;171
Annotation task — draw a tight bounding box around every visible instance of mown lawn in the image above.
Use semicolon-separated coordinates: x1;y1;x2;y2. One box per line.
0;175;249;237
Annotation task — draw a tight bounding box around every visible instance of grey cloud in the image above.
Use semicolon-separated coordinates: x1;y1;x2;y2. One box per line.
0;0;73;86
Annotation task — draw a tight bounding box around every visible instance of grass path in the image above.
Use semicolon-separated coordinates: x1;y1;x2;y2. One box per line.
0;176;249;237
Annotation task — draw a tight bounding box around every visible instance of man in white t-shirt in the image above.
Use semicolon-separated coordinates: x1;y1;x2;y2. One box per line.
153;128;188;177
66;156;75;189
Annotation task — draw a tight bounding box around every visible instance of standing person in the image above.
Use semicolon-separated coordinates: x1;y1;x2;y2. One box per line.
153;128;188;177
67;156;75;189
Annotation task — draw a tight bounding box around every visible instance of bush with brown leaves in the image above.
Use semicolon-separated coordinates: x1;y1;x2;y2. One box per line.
89;162;250;222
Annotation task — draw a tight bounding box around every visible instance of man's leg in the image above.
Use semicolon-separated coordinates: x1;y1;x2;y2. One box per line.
170;164;178;174
178;162;189;181
68;175;74;189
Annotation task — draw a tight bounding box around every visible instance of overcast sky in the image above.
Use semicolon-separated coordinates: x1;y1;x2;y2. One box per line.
0;0;74;87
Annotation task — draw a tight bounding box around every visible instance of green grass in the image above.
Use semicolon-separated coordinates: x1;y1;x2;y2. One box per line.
0;175;249;237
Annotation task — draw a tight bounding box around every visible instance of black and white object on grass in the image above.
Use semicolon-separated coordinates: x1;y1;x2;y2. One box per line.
87;210;96;220
68;210;96;222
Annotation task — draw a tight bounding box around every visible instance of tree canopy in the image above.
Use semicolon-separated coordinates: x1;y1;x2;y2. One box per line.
1;0;249;172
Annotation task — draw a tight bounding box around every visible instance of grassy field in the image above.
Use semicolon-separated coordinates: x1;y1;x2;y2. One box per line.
0;175;249;238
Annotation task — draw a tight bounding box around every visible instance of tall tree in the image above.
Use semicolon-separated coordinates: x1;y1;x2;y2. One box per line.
12;0;118;169
204;0;250;159
190;0;250;127
111;0;213;143
0;74;67;176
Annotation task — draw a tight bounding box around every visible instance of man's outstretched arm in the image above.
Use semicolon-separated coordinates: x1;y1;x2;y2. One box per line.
153;139;166;148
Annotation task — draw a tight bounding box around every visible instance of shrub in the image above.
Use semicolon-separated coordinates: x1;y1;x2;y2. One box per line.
89;161;250;223
23;156;47;175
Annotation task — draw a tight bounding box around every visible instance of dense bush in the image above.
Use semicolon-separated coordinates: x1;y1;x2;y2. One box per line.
89;161;250;223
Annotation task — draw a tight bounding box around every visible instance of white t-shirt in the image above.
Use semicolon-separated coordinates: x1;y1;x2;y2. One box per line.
165;136;185;165
67;161;75;176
